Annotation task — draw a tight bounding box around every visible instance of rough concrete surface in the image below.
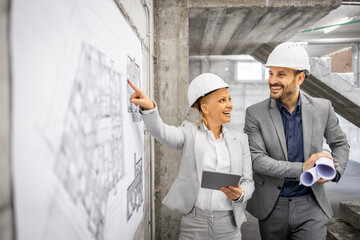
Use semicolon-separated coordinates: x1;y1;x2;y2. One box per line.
154;0;189;238
327;218;360;240
339;201;360;230
0;0;13;239
189;5;338;56
188;0;342;8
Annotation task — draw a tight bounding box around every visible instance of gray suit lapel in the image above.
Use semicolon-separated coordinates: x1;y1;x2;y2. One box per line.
301;93;313;160
269;99;288;161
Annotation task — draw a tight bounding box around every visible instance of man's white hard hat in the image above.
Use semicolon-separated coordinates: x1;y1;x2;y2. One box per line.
265;42;310;74
188;73;228;108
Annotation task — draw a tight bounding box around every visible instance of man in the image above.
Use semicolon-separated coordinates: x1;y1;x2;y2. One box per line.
244;42;349;240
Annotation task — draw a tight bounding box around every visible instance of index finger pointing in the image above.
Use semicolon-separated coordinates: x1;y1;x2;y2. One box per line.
127;79;141;92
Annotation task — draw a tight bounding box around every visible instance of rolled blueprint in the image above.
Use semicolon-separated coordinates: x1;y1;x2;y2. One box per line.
316;157;336;180
300;167;320;187
300;157;336;186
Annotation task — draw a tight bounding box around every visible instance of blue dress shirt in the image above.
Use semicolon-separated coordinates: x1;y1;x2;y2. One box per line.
276;95;312;197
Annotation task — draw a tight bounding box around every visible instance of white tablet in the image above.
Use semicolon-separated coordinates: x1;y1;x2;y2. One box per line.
201;170;241;190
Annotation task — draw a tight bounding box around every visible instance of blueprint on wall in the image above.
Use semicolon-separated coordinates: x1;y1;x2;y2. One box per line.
11;0;144;239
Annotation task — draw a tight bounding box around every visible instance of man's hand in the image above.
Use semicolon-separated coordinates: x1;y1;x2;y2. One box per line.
220;184;242;201
317;163;340;184
303;152;333;172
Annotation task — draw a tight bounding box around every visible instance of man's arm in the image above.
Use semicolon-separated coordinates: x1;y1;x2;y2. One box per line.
324;100;350;178
244;107;303;180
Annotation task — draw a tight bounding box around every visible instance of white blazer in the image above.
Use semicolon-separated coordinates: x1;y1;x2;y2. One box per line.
141;106;254;228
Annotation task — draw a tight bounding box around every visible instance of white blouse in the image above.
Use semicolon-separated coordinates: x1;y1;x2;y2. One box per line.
195;122;233;211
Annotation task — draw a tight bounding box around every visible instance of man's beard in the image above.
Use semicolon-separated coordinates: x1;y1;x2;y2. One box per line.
269;83;284;99
269;77;297;100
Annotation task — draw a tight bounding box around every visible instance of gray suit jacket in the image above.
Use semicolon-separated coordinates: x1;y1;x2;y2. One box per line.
244;92;349;220
141;106;254;228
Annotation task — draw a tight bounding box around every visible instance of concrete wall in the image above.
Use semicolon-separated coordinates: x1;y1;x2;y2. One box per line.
0;0;154;239
0;0;13;239
330;47;353;73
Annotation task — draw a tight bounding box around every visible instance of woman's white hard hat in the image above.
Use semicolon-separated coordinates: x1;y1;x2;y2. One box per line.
265;42;310;74
188;73;228;108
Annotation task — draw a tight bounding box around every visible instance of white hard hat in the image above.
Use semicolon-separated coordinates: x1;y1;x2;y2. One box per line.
188;73;228;108
265;42;310;74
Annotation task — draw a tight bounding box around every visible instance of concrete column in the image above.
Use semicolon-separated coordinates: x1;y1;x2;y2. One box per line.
352;44;360;88
201;58;210;73
0;0;13;239
154;0;189;239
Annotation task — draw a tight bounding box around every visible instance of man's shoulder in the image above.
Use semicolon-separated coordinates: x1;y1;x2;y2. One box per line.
247;98;271;112
301;92;330;108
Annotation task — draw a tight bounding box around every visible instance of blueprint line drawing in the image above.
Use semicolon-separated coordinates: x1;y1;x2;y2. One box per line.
54;42;124;240
12;0;145;239
127;153;144;221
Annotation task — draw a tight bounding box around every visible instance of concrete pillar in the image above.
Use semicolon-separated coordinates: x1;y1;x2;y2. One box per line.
154;0;189;239
201;58;210;73
0;0;13;239
352;44;360;87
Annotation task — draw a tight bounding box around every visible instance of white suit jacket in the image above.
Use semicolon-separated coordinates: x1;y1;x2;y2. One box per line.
141;106;254;228
244;92;349;220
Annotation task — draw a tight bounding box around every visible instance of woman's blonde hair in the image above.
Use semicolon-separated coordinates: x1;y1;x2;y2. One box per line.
192;96;209;126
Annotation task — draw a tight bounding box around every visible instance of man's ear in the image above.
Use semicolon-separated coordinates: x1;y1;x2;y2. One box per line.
297;72;305;86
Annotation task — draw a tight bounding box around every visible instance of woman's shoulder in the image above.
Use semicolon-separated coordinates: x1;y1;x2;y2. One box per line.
225;126;248;140
180;120;198;130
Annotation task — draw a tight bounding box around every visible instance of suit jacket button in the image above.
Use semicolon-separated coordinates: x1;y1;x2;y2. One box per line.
277;186;282;190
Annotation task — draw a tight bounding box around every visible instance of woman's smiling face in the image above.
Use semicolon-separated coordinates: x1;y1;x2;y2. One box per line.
200;88;233;126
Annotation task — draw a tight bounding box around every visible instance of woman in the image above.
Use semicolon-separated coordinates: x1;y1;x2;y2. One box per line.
128;73;254;239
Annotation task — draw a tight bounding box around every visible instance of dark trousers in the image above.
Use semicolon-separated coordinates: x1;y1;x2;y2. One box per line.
259;195;329;240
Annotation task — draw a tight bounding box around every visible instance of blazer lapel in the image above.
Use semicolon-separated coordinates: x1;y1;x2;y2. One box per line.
269;99;288;161
301;93;313;160
224;129;241;175
195;124;207;182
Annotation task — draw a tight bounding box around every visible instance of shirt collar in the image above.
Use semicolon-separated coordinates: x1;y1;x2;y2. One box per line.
202;122;225;140
276;92;302;113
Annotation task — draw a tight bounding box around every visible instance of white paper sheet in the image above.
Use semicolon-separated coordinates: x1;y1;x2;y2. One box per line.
11;0;144;239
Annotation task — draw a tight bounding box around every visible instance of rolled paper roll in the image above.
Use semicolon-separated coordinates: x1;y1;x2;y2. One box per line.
300;167;320;187
316;157;336;180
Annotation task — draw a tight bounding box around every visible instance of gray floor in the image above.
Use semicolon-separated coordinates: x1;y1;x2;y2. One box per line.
241;160;360;240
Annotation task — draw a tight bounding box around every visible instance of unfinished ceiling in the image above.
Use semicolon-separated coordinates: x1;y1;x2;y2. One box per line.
188;3;360;127
290;5;360;57
189;5;337;56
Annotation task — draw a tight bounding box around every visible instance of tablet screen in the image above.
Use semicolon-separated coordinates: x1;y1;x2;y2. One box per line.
201;170;241;190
